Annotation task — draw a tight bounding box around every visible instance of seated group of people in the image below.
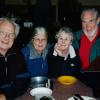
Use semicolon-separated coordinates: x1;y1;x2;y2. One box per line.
0;8;100;99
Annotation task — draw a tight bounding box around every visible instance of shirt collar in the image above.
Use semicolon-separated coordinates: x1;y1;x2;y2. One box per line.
53;45;76;60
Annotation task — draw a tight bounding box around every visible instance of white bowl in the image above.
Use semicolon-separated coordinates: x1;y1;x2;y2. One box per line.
68;96;96;100
30;87;52;97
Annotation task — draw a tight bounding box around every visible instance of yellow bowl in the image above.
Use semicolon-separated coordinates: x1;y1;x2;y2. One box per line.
57;76;77;85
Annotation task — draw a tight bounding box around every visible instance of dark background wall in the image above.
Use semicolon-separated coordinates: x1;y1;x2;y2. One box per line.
0;0;100;49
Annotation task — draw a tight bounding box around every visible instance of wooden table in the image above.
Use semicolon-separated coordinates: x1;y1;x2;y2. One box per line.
15;79;93;100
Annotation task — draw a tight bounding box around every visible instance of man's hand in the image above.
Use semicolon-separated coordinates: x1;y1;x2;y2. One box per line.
0;94;6;100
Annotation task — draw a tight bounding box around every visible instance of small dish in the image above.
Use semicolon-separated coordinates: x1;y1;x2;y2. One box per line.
68;96;96;100
30;87;52;97
57;76;77;85
40;96;55;100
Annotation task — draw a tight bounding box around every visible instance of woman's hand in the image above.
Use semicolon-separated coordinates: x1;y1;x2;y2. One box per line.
54;43;63;56
0;94;6;100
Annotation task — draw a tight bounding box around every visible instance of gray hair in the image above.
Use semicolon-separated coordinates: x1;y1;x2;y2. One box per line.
81;8;99;20
0;17;20;37
32;26;48;40
55;27;74;42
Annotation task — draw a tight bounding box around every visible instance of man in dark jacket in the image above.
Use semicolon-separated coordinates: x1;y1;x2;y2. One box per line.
0;18;30;100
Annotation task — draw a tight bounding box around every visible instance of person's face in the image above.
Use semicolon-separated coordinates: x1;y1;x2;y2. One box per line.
33;33;47;53
57;32;72;51
81;11;99;37
0;21;15;51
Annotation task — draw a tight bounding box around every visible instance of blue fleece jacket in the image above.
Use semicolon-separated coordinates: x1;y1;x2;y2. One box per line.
21;43;48;77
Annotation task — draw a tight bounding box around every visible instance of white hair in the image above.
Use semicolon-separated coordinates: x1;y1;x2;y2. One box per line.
0;17;20;37
55;27;74;42
32;27;48;39
81;8;99;20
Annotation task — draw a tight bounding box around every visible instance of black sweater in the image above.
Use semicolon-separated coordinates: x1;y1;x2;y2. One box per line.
0;48;30;100
47;46;82;79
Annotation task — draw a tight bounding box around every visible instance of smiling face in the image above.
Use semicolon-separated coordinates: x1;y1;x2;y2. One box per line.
81;10;99;38
0;21;15;53
57;32;72;51
33;33;47;54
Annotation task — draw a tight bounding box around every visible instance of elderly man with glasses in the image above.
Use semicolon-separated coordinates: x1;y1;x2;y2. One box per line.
73;8;100;71
0;18;30;100
73;8;100;97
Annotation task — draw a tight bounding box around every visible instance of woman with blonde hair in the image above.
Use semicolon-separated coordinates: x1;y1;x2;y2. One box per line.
47;27;82;78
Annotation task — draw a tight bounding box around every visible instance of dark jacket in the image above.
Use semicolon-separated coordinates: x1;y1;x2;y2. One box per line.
73;27;100;68
0;48;30;100
47;45;82;79
73;27;100;96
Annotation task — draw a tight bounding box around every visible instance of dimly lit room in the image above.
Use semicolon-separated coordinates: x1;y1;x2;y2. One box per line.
0;0;100;100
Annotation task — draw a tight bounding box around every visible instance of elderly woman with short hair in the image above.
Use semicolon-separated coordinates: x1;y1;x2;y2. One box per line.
21;27;49;77
47;27;82;78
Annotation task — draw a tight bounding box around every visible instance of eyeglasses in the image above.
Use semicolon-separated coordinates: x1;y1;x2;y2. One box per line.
0;30;15;39
58;37;72;44
58;37;68;42
81;18;96;24
33;38;47;43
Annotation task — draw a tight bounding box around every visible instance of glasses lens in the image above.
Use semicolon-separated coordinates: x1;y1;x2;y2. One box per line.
9;33;15;38
0;31;15;39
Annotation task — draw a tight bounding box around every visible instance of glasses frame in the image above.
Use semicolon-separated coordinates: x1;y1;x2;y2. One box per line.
0;30;15;39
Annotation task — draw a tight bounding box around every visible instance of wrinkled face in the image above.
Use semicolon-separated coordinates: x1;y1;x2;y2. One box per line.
57;32;72;51
81;11;99;37
0;21;15;51
33;33;47;53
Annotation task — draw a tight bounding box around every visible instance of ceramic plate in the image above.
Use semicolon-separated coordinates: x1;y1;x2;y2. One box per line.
68;96;96;100
30;87;52;96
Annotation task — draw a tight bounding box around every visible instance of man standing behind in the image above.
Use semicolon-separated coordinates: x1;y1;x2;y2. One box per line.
73;8;100;71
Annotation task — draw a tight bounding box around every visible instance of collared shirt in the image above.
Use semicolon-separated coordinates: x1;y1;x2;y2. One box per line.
53;45;76;60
